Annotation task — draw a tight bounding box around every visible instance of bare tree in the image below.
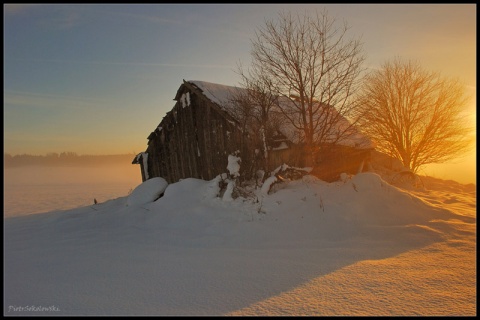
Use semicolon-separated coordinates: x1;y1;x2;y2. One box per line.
248;9;366;165
233;62;283;175
355;58;474;173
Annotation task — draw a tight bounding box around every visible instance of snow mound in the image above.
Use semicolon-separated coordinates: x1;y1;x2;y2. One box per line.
222;180;236;201
261;176;278;194
204;174;225;199
126;177;168;206
163;178;207;199
349;172;387;192
227;154;241;178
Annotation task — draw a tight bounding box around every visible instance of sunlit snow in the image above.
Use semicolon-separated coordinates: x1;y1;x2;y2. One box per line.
4;171;476;316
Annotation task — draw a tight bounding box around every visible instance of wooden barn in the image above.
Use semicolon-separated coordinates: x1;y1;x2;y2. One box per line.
133;80;374;183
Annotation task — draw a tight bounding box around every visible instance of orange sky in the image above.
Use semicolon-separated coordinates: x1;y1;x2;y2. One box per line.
4;4;476;184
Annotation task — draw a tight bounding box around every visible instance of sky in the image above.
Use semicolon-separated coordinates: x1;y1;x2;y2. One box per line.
4;172;476;315
3;4;476;183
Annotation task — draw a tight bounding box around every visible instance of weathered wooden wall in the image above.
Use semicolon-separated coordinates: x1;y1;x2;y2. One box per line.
268;146;305;170
144;85;243;183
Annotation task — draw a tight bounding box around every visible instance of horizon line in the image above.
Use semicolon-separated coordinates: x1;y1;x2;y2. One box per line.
4;151;140;157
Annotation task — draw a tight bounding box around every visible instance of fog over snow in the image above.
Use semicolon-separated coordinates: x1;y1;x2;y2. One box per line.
4;168;476;316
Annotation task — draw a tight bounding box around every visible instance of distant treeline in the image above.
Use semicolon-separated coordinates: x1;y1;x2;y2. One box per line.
4;152;137;168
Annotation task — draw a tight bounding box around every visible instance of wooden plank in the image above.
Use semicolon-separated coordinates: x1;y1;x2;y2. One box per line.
184;103;195;178
204;102;212;180
188;99;199;179
174;106;185;180
194;96;206;180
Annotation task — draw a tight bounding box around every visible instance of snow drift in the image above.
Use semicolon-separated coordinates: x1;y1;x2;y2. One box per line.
126;177;168;206
4;173;476;316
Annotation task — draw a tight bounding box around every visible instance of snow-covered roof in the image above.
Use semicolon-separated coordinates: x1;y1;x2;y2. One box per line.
188;80;246;109
184;80;374;149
